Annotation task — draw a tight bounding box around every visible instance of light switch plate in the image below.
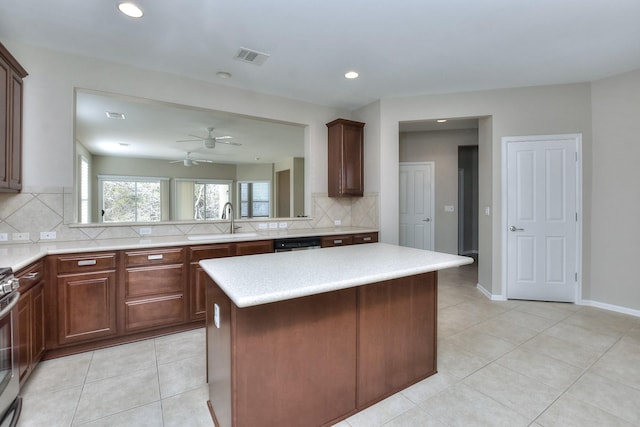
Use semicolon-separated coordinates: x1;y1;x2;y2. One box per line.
278;222;288;229
0;233;7;242
214;304;220;329
445;205;455;212
12;232;29;241
40;231;57;240
139;227;152;235
268;222;278;229
258;223;268;230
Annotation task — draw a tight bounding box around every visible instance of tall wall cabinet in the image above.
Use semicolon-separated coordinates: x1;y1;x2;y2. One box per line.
327;119;365;197
0;42;28;192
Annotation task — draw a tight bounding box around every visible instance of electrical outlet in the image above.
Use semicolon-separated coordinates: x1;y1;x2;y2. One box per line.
139;227;152;235
258;223;268;230
0;233;7;242
268;222;278;229
40;231;57;240
278;222;288;229
12;232;30;241
334;220;341;226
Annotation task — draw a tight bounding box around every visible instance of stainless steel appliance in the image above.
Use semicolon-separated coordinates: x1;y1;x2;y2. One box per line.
274;236;322;252
0;268;21;427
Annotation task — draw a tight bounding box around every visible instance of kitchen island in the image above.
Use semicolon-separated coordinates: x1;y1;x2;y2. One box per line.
200;243;472;427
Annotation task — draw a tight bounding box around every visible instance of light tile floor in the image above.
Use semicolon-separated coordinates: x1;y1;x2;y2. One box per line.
17;264;640;426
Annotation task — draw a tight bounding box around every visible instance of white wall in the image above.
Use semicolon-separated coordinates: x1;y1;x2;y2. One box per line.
371;83;593;297
590;68;640;311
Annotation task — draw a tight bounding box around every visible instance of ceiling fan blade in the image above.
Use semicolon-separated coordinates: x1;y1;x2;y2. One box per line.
169;160;182;163
189;134;207;140
218;140;242;146
215;136;233;140
176;138;201;143
194;159;213;163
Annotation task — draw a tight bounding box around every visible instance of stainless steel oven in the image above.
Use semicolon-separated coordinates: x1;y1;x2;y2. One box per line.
0;268;21;427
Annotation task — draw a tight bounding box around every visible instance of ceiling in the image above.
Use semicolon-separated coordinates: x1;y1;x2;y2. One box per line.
1;1;639;113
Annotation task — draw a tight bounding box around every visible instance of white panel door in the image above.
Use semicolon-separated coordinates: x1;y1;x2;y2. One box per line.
399;163;434;250
506;137;578;302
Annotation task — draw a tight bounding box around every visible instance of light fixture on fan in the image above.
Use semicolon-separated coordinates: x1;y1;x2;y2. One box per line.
177;126;242;149
169;152;213;167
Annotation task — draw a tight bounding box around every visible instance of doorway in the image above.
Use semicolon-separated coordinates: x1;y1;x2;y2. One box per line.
276;169;291;217
458;145;479;259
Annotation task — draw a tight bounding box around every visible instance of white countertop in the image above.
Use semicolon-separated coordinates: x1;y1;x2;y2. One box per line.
199;243;473;308
0;227;377;272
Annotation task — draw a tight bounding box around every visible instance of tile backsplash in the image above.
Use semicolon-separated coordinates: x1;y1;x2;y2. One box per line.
0;188;378;244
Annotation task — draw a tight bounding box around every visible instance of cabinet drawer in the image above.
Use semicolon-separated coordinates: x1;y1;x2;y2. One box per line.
353;233;378;245
235;240;274;256
125;264;184;298
190;244;234;262
56;253;117;274
321;235;353;248
125;248;184;267
125;294;184;332
17;259;44;291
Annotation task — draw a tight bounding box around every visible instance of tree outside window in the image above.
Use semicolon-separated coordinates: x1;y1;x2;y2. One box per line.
100;177;162;223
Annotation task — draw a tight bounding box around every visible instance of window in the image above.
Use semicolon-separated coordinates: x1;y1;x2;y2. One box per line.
174;179;232;220
98;176;167;223
238;181;270;218
79;156;89;223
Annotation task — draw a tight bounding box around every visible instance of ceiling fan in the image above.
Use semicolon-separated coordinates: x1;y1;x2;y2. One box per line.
169;152;213;167
178;126;242;149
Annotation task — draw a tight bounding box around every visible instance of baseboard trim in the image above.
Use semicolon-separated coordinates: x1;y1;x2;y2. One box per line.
475;287;640;318
476;283;507;301
579;299;640;318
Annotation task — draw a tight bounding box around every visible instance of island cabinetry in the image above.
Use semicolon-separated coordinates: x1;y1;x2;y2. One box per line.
207;282;357;427
327;118;365;197
190;240;273;321
357;272;436;407
0;42;28;192
121;247;186;332
51;252;118;346
16;260;45;385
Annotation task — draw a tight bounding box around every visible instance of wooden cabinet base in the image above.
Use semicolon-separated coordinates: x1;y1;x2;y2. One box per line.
206;272;437;427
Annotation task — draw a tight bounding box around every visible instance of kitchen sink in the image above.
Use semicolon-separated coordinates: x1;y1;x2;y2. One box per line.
187;232;259;241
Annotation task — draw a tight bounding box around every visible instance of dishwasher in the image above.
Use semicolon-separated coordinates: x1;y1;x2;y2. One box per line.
274;236;322;252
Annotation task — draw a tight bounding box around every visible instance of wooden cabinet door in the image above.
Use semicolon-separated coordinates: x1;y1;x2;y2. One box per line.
31;282;45;364
0;56;9;189
327;118;364;197
17;291;31;382
9;73;22;190
190;265;209;321
234;240;274;256
57;271;118;345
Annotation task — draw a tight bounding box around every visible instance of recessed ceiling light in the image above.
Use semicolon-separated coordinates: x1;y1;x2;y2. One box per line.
216;71;232;79
345;71;359;79
105;111;126;119
436;119;448;123
118;2;143;18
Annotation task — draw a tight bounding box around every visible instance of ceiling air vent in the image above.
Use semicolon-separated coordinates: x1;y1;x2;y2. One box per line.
234;47;270;66
105;111;126;119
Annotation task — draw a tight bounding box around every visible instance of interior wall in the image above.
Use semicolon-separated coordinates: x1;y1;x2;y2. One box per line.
590;68;640;311
399;129;478;254
5;42;348;196
375;83;592;297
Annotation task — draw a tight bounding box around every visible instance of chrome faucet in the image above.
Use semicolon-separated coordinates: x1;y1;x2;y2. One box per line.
221;202;238;234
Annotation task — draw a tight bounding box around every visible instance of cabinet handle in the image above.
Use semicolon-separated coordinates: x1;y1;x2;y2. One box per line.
334;239;343;244
77;260;97;266
363;237;372;241
147;254;164;261
23;272;40;280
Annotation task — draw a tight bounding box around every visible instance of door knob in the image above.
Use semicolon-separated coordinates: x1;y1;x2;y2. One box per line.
509;225;524;232
422;218;431;222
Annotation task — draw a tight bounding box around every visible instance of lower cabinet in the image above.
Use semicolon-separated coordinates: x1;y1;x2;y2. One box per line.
122;247;186;332
17;261;45;385
189;240;273;321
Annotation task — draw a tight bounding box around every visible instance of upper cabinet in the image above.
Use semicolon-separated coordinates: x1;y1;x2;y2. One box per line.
0;42;28;192
327;118;364;197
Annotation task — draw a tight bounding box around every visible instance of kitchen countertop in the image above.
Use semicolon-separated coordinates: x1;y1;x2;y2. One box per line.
199;242;473;308
0;227;377;272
